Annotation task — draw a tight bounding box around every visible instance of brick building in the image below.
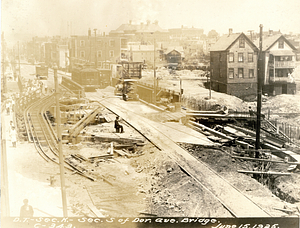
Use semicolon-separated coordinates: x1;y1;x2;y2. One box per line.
210;31;258;99
69;33;128;69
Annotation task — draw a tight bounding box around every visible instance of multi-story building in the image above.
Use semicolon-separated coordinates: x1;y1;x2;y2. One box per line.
254;34;297;95
109;20;169;44
210;31;258;98
69;33;128;69
44;36;69;69
169;26;205;40
26;36;51;63
128;44;158;64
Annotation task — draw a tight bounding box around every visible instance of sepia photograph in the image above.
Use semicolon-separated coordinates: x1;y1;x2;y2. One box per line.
1;0;300;227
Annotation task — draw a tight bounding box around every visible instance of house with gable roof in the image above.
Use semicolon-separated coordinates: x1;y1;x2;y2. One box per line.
210;29;259;99
165;46;185;65
254;34;297;95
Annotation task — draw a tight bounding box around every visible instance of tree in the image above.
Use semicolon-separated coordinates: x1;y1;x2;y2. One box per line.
208;30;219;39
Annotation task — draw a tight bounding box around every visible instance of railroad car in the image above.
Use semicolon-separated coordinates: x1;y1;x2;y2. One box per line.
36;64;48;80
71;64;111;92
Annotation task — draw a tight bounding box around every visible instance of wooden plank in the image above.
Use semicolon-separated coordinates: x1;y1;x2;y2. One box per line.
114;149;126;156
237;170;291;176
232;155;300;165
87;203;106;217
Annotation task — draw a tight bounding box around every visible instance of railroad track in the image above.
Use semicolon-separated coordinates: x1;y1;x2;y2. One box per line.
85;94;271;218
24;91;96;181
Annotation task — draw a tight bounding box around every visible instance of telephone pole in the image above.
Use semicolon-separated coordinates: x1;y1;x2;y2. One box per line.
153;38;156;105
94;29;97;68
255;24;263;156
54;65;68;217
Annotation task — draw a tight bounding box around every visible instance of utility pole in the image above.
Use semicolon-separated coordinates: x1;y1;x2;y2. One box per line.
2;32;7;93
153;38;156;105
94;29;97;68
209;77;212;99
88;28;91;63
179;78;182;103
54;65;68;217
18;41;21;80
255;24;263;156
1;110;10;216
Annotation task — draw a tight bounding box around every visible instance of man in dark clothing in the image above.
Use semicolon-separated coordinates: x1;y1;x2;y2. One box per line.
20;199;34;217
114;116;124;133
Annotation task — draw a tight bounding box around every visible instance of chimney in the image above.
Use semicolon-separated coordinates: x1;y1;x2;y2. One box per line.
269;29;273;36
129;20;132;25
229;28;233;35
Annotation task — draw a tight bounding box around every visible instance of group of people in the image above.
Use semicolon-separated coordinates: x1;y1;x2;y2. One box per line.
5;97;15;115
17;78;48;113
9;120;17;147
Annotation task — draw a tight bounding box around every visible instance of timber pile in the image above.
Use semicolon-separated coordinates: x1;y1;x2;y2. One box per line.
113;142;145;158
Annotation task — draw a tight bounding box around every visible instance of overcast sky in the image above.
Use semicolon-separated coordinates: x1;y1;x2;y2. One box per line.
2;0;300;44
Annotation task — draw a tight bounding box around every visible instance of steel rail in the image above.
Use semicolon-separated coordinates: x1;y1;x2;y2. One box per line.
24;90;96;180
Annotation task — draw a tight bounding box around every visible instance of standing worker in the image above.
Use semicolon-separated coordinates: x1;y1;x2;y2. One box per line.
6;100;11;115
10;126;17;147
20;199;34;217
114;116;124;133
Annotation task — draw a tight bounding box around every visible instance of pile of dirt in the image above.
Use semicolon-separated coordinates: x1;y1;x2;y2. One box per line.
131;146;231;217
261;93;300;127
140;70;249;112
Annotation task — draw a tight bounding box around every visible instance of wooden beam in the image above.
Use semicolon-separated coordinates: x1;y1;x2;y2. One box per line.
87;203;106;217
237;170;291;176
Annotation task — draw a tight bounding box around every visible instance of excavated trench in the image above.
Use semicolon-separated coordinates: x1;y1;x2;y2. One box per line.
179;143;300;207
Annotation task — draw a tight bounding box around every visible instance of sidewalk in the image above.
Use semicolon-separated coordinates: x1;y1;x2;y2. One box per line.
2;78;66;217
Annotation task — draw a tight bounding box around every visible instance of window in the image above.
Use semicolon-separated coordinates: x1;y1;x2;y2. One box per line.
229;68;234;79
109;50;114;57
278;40;284;49
51;52;57;59
219;53;222;62
238;68;244;78
269;69;274;77
229;53;234;62
109;40;115;47
239;37;245;48
97;51;102;58
97;40;103;47
80;40;85;47
249;69;254;78
238;53;244;62
80;51;85;58
248;53;253;62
